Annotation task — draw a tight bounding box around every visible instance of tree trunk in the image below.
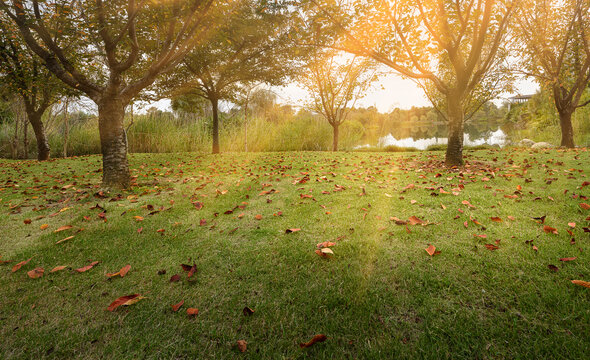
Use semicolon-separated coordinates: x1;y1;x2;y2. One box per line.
558;110;575;148
332;123;339;151
28;111;51;160
97;97;130;188
445;94;464;167
211;97;220;154
23;119;29;159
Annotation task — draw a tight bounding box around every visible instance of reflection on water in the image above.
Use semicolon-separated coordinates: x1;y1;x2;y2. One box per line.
359;120;509;150
378;128;508;150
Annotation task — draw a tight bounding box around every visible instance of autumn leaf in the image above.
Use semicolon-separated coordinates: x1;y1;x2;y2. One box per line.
23;219;32;225
106;264;131;278
56;235;74;244
170;274;181;282
11;257;32;272
255;214;263;220
106;294;143;311
579;203;590;210
243;306;255;316
559;257;577;262
299;334;327;348
50;265;67;273
285;228;301;233
40;224;49;230
543;225;558;234
27;267;44;279
490;217;503;223
548;264;559;272
484;244;499;251
187;308;199;316
571;280;590;289
425;244;440;256
171;300;184;312
237;340;247;352
408;216;424;225
192;201;204;210
54;225;73;233
75;261;99;273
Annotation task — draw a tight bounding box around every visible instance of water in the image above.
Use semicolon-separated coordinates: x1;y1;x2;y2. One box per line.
376;128;508;150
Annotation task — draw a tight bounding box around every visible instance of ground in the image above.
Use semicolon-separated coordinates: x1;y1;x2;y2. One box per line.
0;149;589;359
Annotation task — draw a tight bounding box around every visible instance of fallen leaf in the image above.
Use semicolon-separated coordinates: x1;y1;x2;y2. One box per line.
11;257;32;272
56;235;74;244
106;264;131;278
171;300;184;312
490;217;503;223
54;225;73;233
50;265;67;273
237;340;247;353
484;244;499;251
107;294;143;311
255;214;263;220
299;334;327;348
243;306;255;316
187;308;199;316
559;257;577;262
170;274;181;282
408;216;424;225
548;264;559;272
543;225;558;234
571;280;590;289
579;203;590;210
425;244;440;256
27;267;44;279
285;228;301;233
40;224;49;230
75;261;99;273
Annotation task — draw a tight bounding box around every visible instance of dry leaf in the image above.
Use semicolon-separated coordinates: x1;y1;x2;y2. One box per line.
243;306;255;316
54;225;73;233
106;294;143;311
27;267;44;279
75;261;99;273
106;264;131;278
171;300;184;312
11;257;33;272
299;334;327;348
571;280;590;289
237;340;247;352
543;225;558;234
50;265;67;273
187;308;199;316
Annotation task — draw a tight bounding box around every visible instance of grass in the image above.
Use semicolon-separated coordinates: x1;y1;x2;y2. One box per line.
0;149;589;359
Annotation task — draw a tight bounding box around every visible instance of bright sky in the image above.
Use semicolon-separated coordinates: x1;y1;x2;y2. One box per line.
149;73;540;114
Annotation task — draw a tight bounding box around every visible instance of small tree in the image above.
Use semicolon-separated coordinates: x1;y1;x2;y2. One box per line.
514;0;590;147
310;0;515;165
0;16;69;160
300;51;376;151
0;0;220;187
163;0;305;154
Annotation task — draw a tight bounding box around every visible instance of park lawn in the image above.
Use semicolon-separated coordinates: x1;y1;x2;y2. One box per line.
0;149;589;359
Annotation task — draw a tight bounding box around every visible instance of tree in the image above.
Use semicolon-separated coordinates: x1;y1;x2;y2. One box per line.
163;0;305;154
310;0;515;165
0;16;68;160
0;0;220;187
300;51;376;151
514;0;590;148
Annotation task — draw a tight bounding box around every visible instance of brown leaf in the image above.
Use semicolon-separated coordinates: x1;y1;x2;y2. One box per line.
579;203;590;210
254;214;263;220
543;225;558;234
40;224;49;230
548;264;559;272
54;225;73;233
192;201;204;210
408;216;424;225
237;340;247;352
186;308;199;316
490;217;503;223
171;300;184;312
11;257;33;272
484;244;499;251
75;261;99;273
299;334;327;348
285;228;301;233
106;294;141;311
571;280;590;289
187;264;197;279
559;257;577;262
23;219;32;225
106;264;131;278
56;235;74;244
169;274;181;282
243;306;255;316
27;267;44;279
50;265;67;273
425;244;440;256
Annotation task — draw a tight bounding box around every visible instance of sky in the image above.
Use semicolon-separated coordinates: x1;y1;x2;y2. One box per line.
148;72;540;114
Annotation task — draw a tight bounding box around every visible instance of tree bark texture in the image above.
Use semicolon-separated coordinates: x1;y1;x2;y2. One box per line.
27;111;51;160
98;97;130;188
332;123;339;151
211;97;220;154
558;110;575;148
445;95;464;167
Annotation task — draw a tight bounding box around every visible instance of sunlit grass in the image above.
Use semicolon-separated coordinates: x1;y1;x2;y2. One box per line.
0;149;589;358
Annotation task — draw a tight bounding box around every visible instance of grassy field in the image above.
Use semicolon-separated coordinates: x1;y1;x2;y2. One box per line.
0;149;589;359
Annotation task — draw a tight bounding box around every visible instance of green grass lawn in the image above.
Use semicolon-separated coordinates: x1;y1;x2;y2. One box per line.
1;149;589;359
